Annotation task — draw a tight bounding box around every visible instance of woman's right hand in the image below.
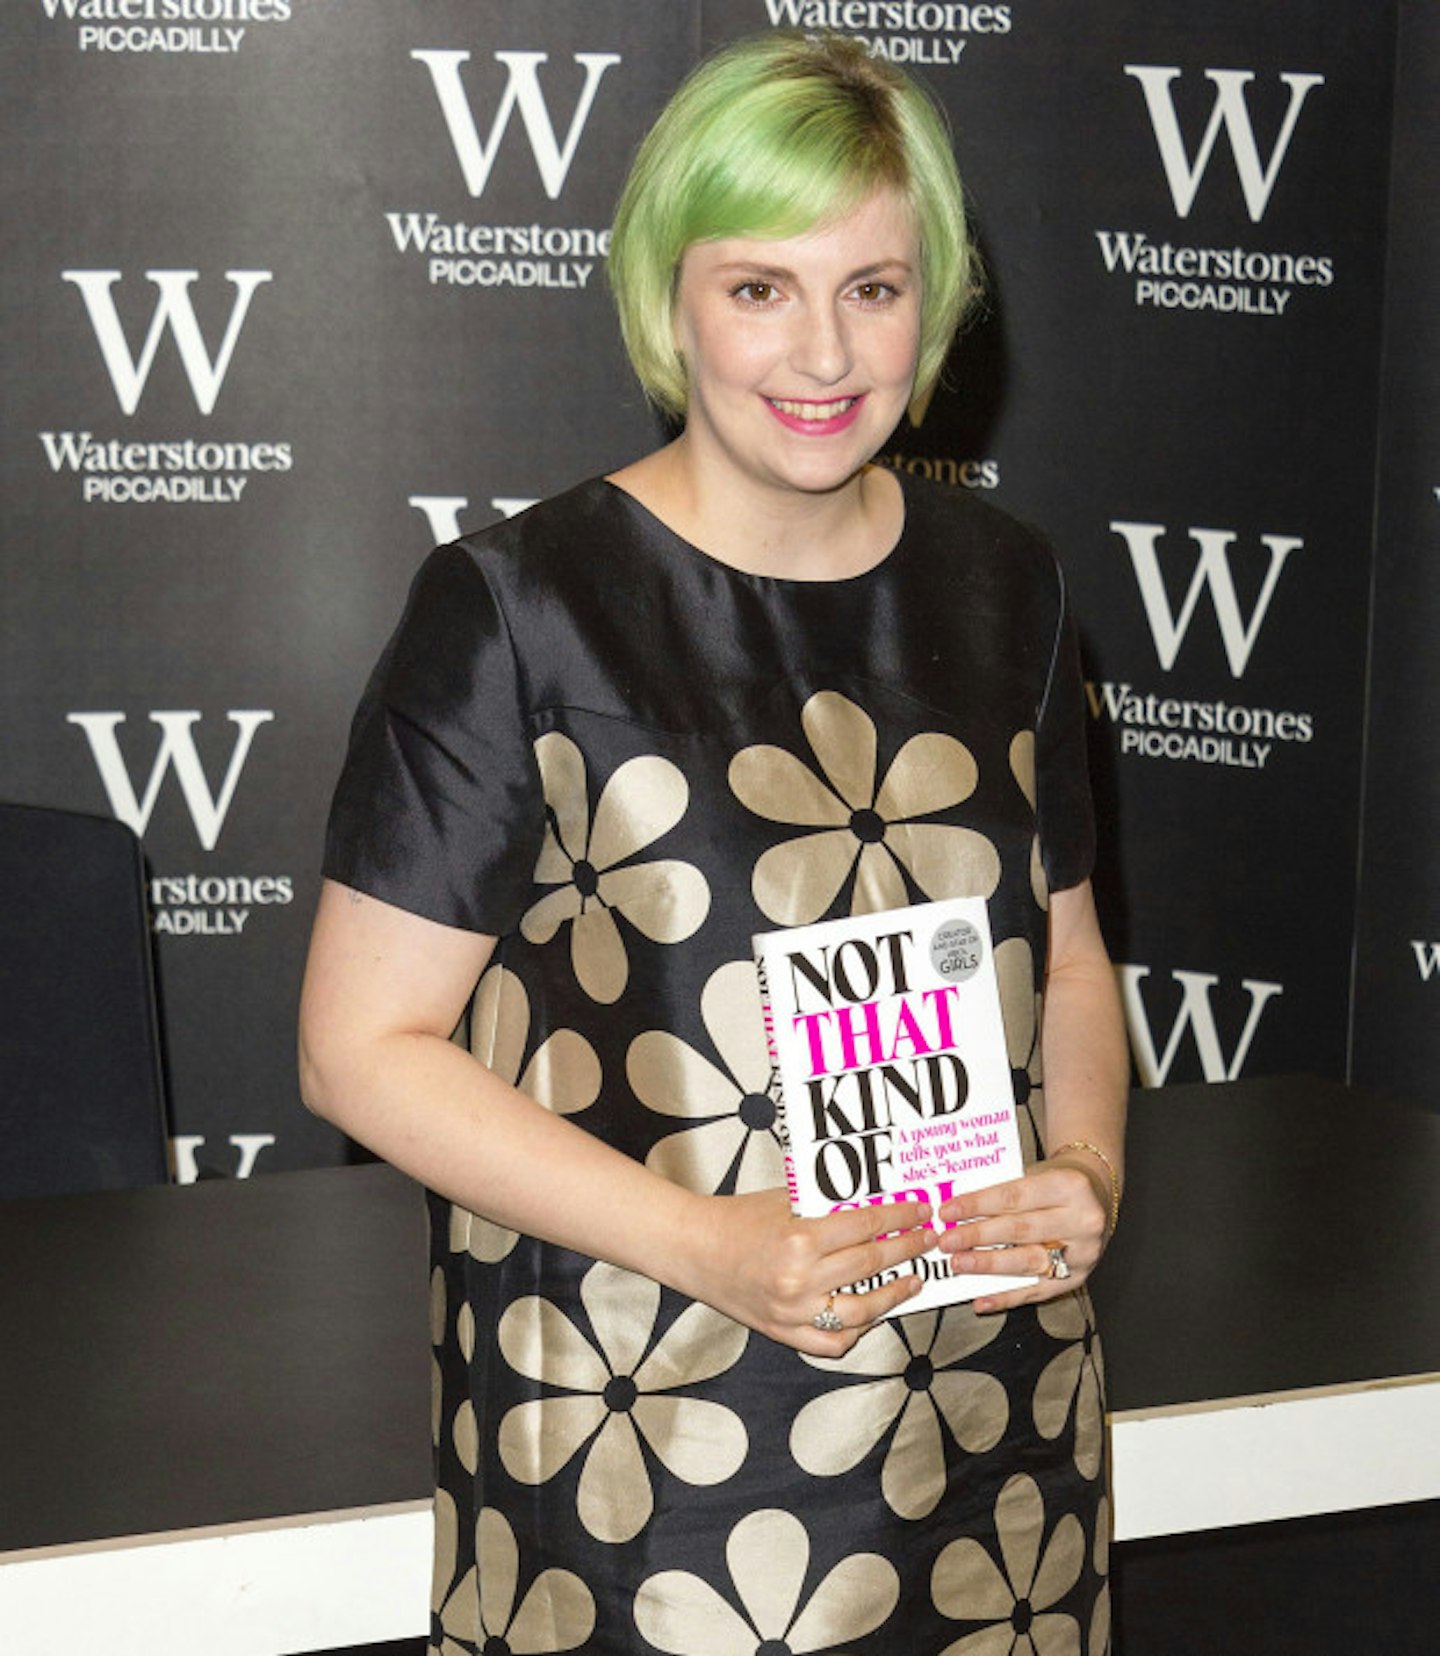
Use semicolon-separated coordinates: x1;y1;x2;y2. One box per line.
679;1187;935;1355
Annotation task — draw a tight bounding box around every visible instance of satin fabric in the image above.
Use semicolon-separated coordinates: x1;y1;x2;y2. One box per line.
325;473;1109;1655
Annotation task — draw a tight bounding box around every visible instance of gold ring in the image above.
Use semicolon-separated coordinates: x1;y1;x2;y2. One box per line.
812;1292;844;1332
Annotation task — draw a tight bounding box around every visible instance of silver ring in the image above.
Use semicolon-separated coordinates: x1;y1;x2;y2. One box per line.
1045;1244;1071;1282
812;1294;844;1332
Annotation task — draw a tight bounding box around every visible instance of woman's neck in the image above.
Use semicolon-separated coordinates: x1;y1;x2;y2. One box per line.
608;438;904;581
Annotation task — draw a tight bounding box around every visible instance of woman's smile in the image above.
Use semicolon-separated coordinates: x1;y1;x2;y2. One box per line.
765;393;866;433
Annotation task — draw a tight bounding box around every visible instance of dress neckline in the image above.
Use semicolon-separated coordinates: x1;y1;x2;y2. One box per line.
599;471;913;589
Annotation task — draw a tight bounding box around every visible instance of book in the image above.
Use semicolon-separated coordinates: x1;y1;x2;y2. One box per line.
754;895;1035;1315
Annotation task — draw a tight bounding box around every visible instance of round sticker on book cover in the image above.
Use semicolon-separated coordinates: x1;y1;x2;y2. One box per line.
929;917;984;982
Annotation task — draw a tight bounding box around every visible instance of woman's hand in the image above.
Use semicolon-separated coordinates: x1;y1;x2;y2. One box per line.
933;879;1129;1315
681;1187;935;1356
933;1153;1111;1314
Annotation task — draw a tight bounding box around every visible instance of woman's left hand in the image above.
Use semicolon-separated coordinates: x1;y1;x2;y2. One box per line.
933;1153;1111;1313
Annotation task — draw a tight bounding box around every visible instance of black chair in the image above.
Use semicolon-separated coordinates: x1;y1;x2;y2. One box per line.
0;803;169;1198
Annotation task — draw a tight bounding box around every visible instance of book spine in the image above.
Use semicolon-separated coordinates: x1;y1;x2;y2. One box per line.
753;946;800;1211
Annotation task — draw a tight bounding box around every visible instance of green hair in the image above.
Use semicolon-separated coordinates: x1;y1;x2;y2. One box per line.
609;32;977;419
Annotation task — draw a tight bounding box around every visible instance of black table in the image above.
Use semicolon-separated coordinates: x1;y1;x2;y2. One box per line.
1094;1075;1440;1540
2;1075;1437;1654
0;1160;432;1655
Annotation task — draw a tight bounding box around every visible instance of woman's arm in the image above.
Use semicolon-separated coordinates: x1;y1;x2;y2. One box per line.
1034;875;1129;1211
298;878;935;1352
935;878;1129;1310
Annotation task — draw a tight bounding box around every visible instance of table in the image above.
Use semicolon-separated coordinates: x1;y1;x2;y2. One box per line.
2;1075;1438;1655
1094;1075;1440;1539
0;1160;432;1655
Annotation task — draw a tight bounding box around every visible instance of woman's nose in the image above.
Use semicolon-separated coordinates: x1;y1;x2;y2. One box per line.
788;304;853;385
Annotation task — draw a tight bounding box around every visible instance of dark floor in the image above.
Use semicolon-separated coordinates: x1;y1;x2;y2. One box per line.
1114;1500;1440;1656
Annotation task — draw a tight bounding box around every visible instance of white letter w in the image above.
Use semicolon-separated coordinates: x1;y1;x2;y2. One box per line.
1111;521;1301;679
67;711;274;851
61;270;271;416
411;49;620;200
1124;67;1323;223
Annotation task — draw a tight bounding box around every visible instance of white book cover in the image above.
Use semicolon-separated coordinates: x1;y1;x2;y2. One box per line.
754;896;1035;1316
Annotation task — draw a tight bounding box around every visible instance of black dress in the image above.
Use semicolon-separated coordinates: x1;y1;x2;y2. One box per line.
324;472;1110;1656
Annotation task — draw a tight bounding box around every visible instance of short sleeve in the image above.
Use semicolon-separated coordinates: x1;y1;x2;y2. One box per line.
1035;563;1096;894
322;545;544;935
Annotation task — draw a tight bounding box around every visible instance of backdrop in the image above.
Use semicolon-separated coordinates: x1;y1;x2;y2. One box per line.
2;0;1432;1180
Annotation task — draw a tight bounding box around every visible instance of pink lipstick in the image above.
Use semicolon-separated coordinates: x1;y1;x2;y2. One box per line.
764;394;866;436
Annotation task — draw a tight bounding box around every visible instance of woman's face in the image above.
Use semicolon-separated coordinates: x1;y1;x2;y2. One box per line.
671;188;921;505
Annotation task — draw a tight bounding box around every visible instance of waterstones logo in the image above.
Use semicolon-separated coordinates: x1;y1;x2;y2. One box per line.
39;0;293;56
69;709;272;850
1118;965;1283;1086
760;2;1012;64
878;450;998;491
68;710;292;938
64;269;270;416
390;48;618;291
147;870;294;936
46;269;291;504
1412;942;1440;984
1128;66;1322;223
40;432;292;504
1086;521;1315;773
1116;521;1299;677
408;492;537;544
1096;66;1332;318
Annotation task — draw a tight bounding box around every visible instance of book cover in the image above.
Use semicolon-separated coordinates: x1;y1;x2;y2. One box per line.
754;896;1035;1315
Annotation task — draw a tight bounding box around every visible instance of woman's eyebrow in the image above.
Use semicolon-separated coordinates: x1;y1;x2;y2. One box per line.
709;258;915;282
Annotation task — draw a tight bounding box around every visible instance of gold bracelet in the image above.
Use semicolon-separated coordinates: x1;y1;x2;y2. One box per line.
1048;1139;1122;1235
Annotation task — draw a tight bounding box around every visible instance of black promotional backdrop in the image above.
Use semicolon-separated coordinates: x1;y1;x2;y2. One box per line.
2;0;1433;1181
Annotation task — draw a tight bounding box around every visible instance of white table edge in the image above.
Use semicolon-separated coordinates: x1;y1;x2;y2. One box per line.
4;1374;1439;1652
1108;1369;1440;1541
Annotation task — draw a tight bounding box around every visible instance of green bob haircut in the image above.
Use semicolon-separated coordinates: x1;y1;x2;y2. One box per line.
609;32;977;420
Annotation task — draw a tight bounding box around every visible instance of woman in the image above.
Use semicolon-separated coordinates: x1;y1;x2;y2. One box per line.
301;31;1127;1655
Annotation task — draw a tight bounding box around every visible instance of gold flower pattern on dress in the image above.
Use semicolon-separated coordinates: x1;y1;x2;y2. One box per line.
1089;1498;1111;1656
453;1394;479;1476
431;1490;595;1656
430;1267;447;1450
995;936;1045;1163
521;731;710;1002
1034;1294;1106;1480
633;1506;900;1654
728;690;1001;925
790;1306;1009;1520
448;964;601;1265
932;1474;1084;1656
431;1271;481;1475
629;960;786;1195
431;1486;479;1656
497;1260;748;1544
1009;728;1049;910
366;500;1107;1651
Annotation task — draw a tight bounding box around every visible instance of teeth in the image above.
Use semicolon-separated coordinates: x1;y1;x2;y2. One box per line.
770;397;856;420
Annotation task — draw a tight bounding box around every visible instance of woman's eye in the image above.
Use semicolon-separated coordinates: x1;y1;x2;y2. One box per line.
853;281;895;304
734;281;777;304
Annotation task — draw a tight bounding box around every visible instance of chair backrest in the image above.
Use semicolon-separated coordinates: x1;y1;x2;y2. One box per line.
0;803;169;1198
